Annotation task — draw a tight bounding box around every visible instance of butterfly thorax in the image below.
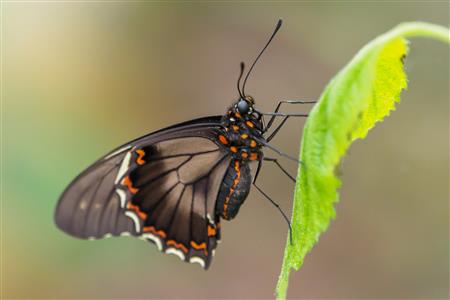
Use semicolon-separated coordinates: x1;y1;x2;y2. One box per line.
217;97;264;162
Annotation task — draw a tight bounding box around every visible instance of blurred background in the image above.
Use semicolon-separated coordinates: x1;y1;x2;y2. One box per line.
2;2;449;299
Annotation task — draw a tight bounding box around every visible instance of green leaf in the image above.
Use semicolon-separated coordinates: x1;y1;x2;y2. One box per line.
276;22;450;299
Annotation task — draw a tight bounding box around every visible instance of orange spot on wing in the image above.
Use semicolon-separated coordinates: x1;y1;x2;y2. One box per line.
246;121;254;128
143;226;167;238
235;112;242;118
230;146;238;153
167;240;189;253
136;149;146;165
191;241;208;256
219;135;228;145
123;176;138;194
241;152;248;159
250;140;257;148
232;125;239;132
127;202;147;220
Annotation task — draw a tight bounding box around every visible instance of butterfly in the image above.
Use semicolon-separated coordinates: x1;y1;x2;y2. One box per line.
54;19;314;269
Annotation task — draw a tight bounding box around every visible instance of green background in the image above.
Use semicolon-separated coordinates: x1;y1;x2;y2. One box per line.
2;2;449;299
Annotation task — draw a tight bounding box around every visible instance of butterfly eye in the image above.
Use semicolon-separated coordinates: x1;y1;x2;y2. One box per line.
237;99;250;114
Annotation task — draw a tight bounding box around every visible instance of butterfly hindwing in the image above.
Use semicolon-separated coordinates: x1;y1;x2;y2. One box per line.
128;146;229;268
55;116;229;268
124;137;229;268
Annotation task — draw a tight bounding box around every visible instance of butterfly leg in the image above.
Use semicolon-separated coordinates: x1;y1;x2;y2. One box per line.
263;157;295;182
253;183;293;245
266;116;289;142
258;110;309;143
253;158;263;184
254;136;300;164
253;156;295;184
252;156;296;244
264;99;316;132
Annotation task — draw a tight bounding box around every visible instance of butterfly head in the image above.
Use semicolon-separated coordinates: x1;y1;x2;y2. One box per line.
232;95;262;123
236;95;255;115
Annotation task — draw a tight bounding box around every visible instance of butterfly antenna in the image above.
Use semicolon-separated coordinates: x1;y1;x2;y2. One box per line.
242;19;283;96
237;62;245;98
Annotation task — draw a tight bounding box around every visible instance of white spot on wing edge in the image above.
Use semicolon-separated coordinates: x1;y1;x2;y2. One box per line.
115;151;131;184
141;233;163;251
116;189;127;208
88;233;113;240
207;213;214;224
104;145;132;160
189;256;206;268
166;248;186;261
125;211;141;233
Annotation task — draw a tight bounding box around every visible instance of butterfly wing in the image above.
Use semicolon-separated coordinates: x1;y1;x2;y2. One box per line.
55;116;229;268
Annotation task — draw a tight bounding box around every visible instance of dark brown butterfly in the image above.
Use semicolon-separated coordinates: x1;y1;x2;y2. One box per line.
54;20;314;269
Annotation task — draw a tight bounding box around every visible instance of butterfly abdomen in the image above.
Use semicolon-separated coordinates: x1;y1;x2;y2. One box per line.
215;160;251;220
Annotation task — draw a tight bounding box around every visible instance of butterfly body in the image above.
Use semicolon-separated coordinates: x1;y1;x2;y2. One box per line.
215;159;251;220
214;96;264;220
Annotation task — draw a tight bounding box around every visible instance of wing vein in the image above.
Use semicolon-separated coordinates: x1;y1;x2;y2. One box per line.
71;163;119;235
136;155;194;189
147;149;220;162
167;185;186;238
189;184;195;249
98;176;122;236
83;163;122;236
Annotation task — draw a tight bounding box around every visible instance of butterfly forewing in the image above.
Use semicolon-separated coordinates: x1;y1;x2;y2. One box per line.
55;150;138;238
55;116;229;268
